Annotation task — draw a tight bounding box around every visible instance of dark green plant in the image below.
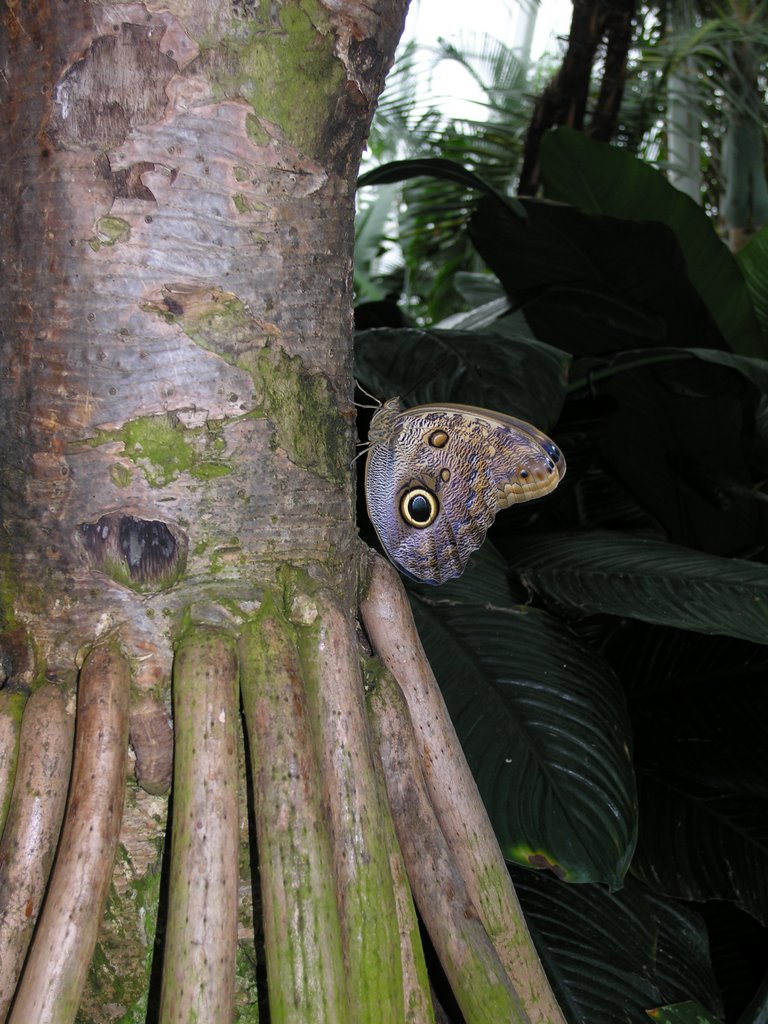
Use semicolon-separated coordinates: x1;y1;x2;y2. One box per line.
355;129;768;1024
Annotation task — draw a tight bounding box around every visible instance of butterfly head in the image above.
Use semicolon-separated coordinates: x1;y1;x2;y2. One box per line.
367;397;404;444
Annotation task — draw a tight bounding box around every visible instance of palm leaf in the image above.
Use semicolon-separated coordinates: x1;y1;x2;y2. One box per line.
737;224;768;339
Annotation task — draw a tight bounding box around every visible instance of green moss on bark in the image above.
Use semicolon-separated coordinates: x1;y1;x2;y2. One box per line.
78;413;234;489
250;347;348;485
143;292;349;485
205;0;345;159
120;415;194;486
109;464;133;488
89;216;131;251
173;294;265;365
77;798;165;1024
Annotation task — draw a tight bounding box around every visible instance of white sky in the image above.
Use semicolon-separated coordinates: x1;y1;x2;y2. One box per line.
402;0;569;57
397;0;571;120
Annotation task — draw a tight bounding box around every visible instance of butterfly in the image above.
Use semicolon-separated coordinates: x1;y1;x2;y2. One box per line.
363;397;566;585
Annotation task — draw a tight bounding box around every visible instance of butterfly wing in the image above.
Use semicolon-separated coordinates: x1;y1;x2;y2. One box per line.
365;404;565;586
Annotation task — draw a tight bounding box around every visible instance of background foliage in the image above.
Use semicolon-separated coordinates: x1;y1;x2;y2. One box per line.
354;11;768;1015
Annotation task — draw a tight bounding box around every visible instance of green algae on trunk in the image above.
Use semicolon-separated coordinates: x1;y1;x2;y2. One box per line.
240;601;347;1023
292;583;410;1023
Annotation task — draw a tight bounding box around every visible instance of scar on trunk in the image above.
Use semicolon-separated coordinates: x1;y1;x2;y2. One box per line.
78;513;187;590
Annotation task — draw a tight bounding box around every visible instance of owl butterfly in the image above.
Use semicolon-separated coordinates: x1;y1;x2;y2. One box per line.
364;397;566;585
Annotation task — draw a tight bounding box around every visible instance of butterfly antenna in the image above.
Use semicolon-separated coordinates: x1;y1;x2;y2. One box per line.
354;380;382;409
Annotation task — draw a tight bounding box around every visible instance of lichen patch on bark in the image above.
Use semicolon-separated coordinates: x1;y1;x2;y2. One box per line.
250;346;350;485
142;284;280;367
203;0;346;161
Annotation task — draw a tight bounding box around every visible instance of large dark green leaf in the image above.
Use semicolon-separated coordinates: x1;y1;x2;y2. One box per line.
469;195;721;355
650;893;724;1019
506;532;768;645
603;619;768;699
566;354;764;558
735;973;768;1024
607;623;768;963
511;868;722;1024
407;561;636;886
354;326;570;431
632;770;768;926
630;667;768;798
568;346;768;400
625;635;768;925
539;128;766;359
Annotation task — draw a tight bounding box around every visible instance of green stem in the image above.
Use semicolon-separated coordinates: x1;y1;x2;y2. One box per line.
294;586;423;1023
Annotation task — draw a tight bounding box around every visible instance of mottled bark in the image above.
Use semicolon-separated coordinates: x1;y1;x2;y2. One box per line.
296;592;411;1021
158;630;239;1023
240;608;348;1022
0;0;407;1017
0;0;404;684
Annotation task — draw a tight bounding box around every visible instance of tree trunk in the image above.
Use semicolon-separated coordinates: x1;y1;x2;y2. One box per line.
1;2;567;1021
721;39;768;250
0;1;406;1017
518;0;635;195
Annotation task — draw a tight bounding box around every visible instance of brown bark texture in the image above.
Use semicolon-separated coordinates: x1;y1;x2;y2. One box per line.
0;0;408;1017
0;0;406;681
240;610;348;1022
158;630;240;1023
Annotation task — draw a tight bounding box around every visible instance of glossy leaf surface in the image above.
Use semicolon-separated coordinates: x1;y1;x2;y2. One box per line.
512;868;722;1024
506;531;768;645
407;554;636;886
539;128;765;358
